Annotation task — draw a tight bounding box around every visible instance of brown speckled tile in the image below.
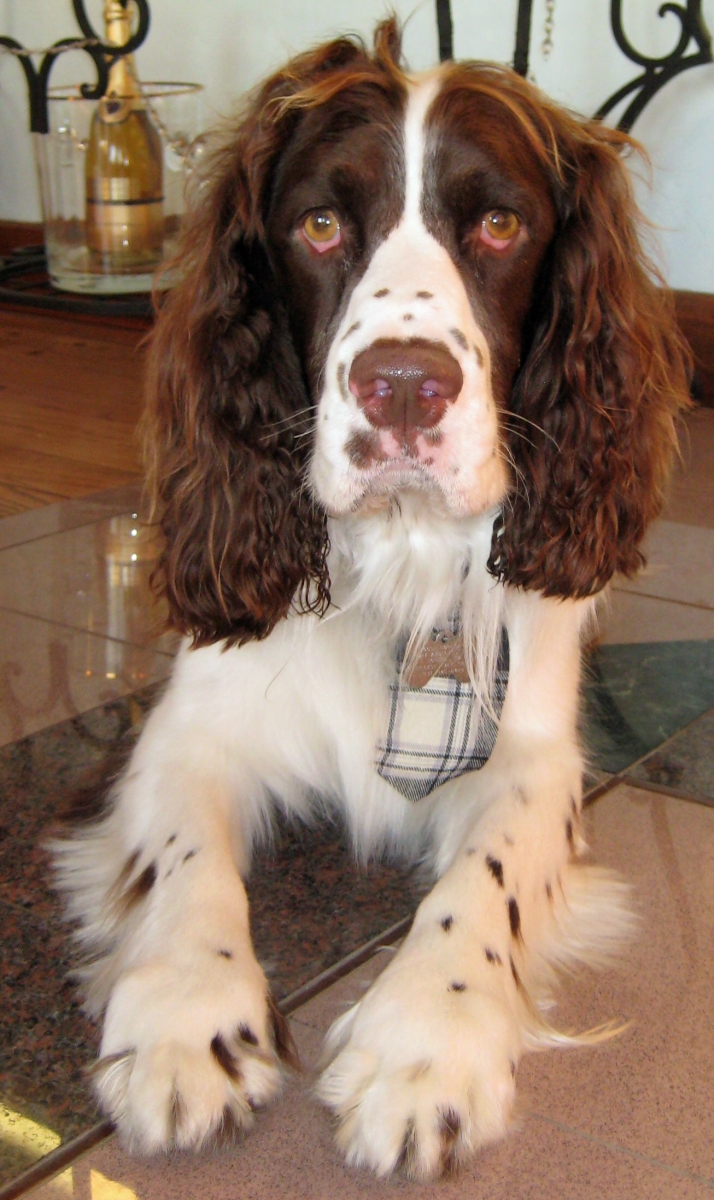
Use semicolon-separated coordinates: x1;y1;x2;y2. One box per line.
0;900;101;1182
0;686;162;917
0;693;424;1189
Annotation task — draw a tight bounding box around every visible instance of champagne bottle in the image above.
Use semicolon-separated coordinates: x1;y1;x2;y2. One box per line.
85;0;163;272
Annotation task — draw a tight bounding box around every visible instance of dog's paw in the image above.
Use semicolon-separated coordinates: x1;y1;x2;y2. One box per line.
93;953;298;1152
317;955;519;1178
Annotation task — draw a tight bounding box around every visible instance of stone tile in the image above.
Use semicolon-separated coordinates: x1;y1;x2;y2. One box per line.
0;900;101;1184
290;945;394;1033
0;693;424;1189
614;519;714;609
519;785;714;1183
0;513;173;652
665;405;714;530
0;610;173;747
600;590;714;645
626;706;714;803
247;818;424;1004
0;686;161;917
25;1007;713;1199
582;638;714;773
0;483;142;551
23;783;714;1200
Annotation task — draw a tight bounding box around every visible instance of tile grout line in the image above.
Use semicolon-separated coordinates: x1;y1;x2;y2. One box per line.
279;914;411;1016
0;682;165;757
615;701;714;775
618;773;714;810
0;489;143;553
526;1111;714;1189
0;1121;113;1200
0;916;412;1200
0;603;174;662
610;587;714;614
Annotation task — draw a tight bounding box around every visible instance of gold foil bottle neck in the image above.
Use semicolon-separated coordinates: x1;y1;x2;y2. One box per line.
103;0;143;112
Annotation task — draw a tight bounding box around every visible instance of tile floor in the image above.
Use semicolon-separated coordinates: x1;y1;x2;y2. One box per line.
0;408;713;1200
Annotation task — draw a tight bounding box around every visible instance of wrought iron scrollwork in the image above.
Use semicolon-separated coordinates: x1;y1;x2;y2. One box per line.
440;0;712;132
597;0;712;130
0;0;150;134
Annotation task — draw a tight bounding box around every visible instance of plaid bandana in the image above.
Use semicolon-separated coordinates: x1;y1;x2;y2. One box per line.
375;627;509;802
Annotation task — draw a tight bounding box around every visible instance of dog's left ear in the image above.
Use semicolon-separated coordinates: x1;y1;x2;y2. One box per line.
489;116;691;598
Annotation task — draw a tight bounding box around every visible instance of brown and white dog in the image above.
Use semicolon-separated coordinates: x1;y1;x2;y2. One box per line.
54;21;689;1179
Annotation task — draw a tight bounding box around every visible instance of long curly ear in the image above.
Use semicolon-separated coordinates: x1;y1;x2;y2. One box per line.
144;71;340;647
489;115;691;599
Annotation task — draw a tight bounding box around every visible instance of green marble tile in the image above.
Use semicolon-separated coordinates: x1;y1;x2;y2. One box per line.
627;705;714;804
582;640;714;773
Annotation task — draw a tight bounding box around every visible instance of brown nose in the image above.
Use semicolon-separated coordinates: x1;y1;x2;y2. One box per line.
349;339;463;431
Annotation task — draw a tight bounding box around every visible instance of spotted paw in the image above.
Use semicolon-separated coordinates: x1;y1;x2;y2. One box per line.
316;951;519;1179
93;954;297;1152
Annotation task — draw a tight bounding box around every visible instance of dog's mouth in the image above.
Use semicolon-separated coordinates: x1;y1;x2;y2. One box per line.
347;457;451;515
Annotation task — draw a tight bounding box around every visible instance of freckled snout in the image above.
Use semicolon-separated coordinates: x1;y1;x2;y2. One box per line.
349;339;463;433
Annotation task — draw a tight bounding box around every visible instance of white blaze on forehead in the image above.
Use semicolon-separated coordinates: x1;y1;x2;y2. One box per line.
403;71;443;222
310;70;508;519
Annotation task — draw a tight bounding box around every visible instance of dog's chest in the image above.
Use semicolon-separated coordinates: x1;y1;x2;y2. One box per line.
375;622;509;802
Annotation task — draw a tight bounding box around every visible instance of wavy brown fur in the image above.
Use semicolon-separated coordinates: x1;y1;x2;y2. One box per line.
444;67;695;596
145;21;406;647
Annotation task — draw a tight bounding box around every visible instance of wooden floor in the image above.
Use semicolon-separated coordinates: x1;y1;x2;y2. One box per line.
0;308;147;517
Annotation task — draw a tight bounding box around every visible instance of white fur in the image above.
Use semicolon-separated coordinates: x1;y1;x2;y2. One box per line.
52;74;635;1178
52;513;633;1171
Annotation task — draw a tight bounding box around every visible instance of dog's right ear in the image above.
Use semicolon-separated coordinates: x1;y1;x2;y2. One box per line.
144;68;335;648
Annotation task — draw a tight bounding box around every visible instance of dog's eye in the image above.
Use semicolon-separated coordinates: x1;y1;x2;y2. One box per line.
302;209;342;252
479;210;520;249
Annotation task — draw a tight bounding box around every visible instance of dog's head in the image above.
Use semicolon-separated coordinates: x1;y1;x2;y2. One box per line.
146;20;689;647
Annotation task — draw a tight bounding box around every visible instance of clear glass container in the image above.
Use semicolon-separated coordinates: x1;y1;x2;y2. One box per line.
35;82;203;294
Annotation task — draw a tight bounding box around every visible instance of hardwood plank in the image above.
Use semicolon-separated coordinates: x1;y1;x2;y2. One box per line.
0;309;146;515
673;290;714;407
0;220;43;255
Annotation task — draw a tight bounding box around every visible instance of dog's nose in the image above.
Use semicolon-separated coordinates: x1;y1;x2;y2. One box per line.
349;339;463;431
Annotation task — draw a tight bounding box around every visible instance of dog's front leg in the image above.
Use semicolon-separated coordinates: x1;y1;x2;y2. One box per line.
318;592;631;1178
54;648;296;1152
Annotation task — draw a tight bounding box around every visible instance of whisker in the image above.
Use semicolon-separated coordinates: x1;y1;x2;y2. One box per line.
261;405;318;433
499;444;530;508
501;425;537;452
503;411;560;451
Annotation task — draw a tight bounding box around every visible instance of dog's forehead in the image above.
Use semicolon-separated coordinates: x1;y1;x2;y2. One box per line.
270;67;555;222
268;80;407;208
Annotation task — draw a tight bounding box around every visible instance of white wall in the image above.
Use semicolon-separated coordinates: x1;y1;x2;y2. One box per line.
1;0;713;291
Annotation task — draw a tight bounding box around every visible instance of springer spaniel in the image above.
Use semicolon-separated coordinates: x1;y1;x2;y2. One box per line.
55;21;689;1179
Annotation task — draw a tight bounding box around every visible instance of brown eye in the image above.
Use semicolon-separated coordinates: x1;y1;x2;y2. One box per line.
302;209;341;250
479;210;521;249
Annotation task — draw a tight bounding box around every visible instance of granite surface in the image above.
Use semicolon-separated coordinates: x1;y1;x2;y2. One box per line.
0;690;424;1187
